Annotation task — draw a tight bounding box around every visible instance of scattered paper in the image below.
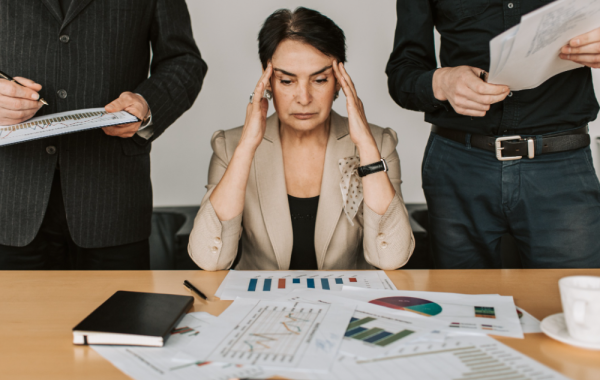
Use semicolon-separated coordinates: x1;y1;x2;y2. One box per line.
517;306;543;333
92;313;265;380
215;270;396;300
181;298;355;371
334;287;524;338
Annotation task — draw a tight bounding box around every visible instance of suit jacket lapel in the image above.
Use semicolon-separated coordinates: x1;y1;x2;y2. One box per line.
62;0;95;30
314;111;354;268
40;0;63;24
254;113;293;269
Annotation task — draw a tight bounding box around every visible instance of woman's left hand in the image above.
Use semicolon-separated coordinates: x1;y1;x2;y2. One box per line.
333;61;377;151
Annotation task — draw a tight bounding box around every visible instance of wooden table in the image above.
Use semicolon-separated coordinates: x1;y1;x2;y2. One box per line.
1;269;599;380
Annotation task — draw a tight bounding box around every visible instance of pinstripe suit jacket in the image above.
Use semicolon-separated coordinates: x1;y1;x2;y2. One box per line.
0;0;207;247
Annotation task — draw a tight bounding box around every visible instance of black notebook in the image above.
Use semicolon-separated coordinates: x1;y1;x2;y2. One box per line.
73;291;194;347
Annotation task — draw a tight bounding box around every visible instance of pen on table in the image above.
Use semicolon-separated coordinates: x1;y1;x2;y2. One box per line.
0;69;49;106
183;280;208;300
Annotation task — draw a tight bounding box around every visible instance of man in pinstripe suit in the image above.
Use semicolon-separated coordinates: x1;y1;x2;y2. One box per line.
0;0;207;269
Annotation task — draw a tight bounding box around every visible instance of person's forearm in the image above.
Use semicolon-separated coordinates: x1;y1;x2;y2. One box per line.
357;140;396;215
209;143;256;221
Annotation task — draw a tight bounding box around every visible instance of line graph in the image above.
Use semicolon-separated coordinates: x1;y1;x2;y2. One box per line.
0;107;138;146
214;304;322;365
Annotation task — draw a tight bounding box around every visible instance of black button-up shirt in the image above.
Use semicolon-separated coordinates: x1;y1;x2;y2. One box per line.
386;0;599;136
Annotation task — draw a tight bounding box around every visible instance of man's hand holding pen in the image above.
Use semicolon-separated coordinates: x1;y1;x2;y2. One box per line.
0;76;44;126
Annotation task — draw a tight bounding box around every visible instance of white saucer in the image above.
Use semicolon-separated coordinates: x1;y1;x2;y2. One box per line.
540;313;600;350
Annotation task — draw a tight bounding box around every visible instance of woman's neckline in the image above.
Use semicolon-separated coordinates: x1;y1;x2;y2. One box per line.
287;194;320;200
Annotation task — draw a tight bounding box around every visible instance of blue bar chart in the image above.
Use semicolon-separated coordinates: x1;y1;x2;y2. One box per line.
216;271;397;300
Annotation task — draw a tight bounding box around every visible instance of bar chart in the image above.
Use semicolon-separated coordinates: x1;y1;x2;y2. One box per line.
216;271;397;300
345;317;415;347
247;276;360;292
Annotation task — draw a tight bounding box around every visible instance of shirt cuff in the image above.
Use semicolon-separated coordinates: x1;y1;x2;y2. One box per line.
416;69;449;112
135;93;154;140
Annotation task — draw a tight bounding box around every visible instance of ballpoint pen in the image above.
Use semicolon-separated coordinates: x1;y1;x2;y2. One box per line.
183;279;208;300
0;69;49;106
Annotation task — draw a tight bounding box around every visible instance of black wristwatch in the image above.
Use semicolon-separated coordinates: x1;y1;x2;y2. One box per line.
357;158;388;177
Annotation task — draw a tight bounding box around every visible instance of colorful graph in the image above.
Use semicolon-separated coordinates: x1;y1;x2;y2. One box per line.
369;297;443;317
246;277;359;292
345;317;414;347
474;306;496;319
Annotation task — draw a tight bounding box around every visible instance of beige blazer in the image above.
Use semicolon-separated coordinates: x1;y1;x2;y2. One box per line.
188;111;414;270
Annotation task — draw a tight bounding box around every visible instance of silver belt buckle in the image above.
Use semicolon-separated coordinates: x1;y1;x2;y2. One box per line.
495;136;535;161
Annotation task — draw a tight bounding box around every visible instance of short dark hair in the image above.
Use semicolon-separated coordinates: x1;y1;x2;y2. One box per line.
258;7;346;69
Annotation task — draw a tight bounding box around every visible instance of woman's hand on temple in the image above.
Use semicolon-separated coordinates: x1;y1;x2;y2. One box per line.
239;63;273;151
332;61;377;153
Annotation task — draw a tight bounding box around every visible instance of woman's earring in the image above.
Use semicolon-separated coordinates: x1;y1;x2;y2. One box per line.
334;91;339;100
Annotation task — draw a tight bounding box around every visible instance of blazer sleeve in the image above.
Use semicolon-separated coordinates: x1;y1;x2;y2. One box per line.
188;131;243;271
134;0;208;145
361;128;415;270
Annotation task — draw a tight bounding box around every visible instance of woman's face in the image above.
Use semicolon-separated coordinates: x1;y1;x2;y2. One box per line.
269;39;339;132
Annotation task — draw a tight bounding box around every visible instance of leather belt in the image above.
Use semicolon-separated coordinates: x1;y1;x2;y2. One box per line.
431;125;590;161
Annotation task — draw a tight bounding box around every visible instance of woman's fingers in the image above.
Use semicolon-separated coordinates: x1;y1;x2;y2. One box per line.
261;63;273;89
338;63;358;100
333;62;356;105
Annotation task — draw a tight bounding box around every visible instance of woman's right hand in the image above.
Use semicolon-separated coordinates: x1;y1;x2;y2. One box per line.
239;63;273;151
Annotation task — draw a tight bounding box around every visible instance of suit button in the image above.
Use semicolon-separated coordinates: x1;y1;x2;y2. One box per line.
214;237;221;244
377;233;385;241
211;246;218;253
380;241;388;249
59;35;70;43
57;89;67;99
46;146;56;155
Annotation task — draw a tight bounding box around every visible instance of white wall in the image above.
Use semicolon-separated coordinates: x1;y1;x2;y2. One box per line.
150;0;600;207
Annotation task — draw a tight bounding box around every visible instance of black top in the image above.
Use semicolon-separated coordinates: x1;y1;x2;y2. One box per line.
288;195;319;270
386;0;599;136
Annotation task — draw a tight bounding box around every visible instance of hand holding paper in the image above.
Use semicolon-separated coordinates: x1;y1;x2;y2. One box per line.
560;27;600;68
103;91;149;138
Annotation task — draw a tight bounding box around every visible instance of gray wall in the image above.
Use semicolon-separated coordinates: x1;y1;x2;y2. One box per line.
150;0;600;207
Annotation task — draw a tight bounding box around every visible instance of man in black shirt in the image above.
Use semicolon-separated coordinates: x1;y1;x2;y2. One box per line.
387;0;600;268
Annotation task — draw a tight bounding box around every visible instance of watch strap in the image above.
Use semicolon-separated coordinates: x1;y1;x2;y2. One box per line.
357;158;388;177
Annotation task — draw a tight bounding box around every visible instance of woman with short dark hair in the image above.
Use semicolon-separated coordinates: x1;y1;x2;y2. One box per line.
189;7;414;270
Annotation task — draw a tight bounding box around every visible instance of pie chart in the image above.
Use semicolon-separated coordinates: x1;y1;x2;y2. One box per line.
369;297;443;317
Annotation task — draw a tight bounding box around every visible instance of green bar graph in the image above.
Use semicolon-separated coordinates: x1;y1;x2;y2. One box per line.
351;327;385;340
374;330;415;346
347;317;376;330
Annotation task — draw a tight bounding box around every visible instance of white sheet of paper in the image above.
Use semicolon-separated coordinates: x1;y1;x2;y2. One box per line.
91;313;265;380
280;291;449;359
488;0;600;90
317;335;570;380
251;335;570;380
333;287;524;338
214;270;396;300
181;297;355;371
517;306;543;333
0;108;138;146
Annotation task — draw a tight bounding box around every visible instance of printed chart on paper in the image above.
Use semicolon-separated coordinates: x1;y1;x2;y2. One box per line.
0;108;138;146
215;270;396;300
